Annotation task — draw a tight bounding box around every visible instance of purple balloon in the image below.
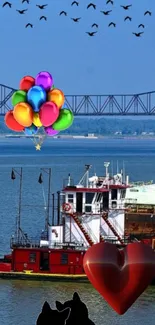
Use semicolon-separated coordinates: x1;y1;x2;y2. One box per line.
35;71;54;91
44;126;59;136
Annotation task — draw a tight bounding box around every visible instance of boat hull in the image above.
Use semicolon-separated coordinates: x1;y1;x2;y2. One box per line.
0;271;88;282
0;271;155;286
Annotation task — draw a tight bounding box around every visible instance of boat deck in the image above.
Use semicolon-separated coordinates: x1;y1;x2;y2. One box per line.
0;271;89;282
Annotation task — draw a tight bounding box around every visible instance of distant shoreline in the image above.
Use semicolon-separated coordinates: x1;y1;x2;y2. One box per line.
2;134;155;140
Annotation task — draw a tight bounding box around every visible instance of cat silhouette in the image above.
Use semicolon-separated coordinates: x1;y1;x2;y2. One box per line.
36;301;71;325
56;292;95;325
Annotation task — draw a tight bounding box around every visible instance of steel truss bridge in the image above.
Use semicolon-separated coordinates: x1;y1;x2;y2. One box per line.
1;84;155;116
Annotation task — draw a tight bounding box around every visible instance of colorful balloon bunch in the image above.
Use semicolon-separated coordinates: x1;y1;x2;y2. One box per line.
4;71;74;137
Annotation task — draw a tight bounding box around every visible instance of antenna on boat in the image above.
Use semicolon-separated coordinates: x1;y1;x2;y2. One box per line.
123;160;125;184
68;173;71;186
85;164;91;187
11;167;23;244
117;160;119;174
104;162;110;177
78;164;92;187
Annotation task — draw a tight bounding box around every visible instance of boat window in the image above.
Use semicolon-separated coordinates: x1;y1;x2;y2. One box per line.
121;190;126;198
68;194;74;203
86;193;94;203
29;252;36;263
61;253;68;264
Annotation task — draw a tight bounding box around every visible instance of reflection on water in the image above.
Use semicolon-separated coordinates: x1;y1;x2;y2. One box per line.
0;280;155;325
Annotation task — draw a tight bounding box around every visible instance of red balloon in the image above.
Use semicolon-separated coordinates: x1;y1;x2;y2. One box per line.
5;110;24;132
19;76;35;92
39;101;59;127
83;242;155;315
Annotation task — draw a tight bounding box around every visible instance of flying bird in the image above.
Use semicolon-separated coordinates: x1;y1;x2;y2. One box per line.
25;23;33;28
59;11;67;16
86;31;97;36
144;11;151;16
71;1;79;5
71;17;81;22
22;0;29;3
40;16;47;20
138;24;144;28
87;3;96;9
121;5;132;10
36;4;47;9
108;22;116;27
100;10;112;15
16;9;27;14
124;16;132;21
92;23;98;28
2;2;12;7
106;0;113;4
132;32;143;37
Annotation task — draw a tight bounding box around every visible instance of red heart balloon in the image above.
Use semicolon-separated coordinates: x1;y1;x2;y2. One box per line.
83;242;155;315
5;110;24;132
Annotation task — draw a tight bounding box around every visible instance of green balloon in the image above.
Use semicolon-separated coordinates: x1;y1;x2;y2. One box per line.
12;90;27;106
53;109;74;131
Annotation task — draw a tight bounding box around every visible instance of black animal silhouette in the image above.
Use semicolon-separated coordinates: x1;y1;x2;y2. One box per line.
106;0;113;4
71;17;81;22
133;32;143;37
36;301;70;325
56;292;95;325
36;4;47;9
16;9;27;14
124;16;132;21
2;2;12;7
25;23;33;28
144;11;151;16
71;1;79;6
40;16;47;20
138;24;144;28
121;5;132;10
86;31;97;36
108;22;116;27
100;10;112;15
87;3;96;9
91;23;98;28
22;0;29;3
59;11;67;16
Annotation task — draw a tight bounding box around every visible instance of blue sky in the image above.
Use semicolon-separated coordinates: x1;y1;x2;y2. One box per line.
0;0;154;96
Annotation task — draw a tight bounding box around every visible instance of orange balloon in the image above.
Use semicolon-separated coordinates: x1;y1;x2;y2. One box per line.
47;88;65;109
13;102;33;127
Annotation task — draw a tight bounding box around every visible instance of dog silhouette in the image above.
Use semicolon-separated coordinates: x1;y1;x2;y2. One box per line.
56;292;95;325
36;301;71;325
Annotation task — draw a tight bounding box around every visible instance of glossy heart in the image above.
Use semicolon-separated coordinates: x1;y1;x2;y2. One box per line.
83;242;155;315
52;109;74;131
4;110;24;132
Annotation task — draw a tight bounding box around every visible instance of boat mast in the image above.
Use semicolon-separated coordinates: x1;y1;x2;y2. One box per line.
11;167;23;244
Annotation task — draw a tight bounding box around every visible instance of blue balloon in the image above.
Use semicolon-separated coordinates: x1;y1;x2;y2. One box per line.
24;124;38;135
27;86;47;112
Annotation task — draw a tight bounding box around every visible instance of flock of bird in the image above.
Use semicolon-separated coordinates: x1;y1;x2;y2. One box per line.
1;1;152;37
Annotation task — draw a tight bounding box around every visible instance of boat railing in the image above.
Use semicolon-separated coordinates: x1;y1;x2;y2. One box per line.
82;221;98;243
10;236;41;249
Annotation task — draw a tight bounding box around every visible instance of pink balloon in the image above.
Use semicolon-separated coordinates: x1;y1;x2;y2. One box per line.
39;101;59;127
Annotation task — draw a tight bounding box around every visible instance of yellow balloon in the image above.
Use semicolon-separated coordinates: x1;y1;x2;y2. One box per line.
32;112;42;127
48;88;65;109
13;102;33;127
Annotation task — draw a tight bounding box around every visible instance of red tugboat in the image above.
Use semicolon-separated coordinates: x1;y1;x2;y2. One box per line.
0;163;155;282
